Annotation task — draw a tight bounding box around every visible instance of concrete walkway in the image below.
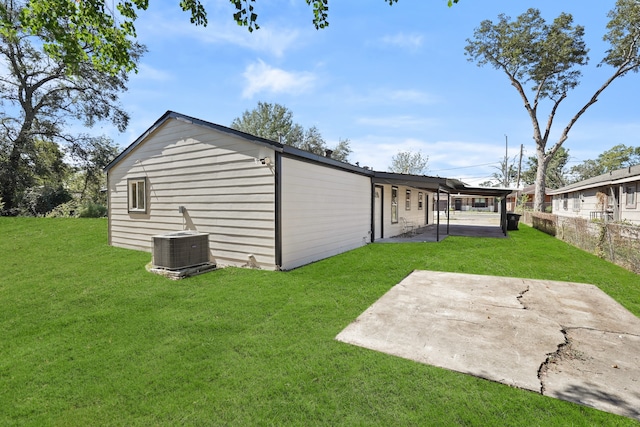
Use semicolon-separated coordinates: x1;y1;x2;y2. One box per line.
336;270;640;420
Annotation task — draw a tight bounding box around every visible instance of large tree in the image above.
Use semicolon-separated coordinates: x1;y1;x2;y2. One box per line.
388;150;429;175
231;101;352;162
67;135;120;203
230;101;304;146
521;146;570;189
0;0;143;214
465;2;640;211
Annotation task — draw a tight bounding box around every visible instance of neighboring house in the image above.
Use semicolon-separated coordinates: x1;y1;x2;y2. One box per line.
548;165;640;225
450;195;501;212
105;111;511;270
506;184;553;212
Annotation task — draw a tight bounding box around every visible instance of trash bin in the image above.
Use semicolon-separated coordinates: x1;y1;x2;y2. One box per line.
506;213;521;230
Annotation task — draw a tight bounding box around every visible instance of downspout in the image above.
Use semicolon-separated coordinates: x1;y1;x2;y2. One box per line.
436;189;440;242
370;181;375;243
274;152;282;269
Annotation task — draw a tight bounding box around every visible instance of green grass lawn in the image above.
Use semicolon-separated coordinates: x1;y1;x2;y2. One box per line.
1;218;639;426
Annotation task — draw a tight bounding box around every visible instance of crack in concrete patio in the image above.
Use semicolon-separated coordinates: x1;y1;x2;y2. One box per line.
336;270;640;421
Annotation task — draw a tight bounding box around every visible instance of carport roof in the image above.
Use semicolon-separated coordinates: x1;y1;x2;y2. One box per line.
372;172;512;197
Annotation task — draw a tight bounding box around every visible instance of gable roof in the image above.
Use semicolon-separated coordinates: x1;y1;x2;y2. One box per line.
104;110;367;175
548;164;640;195
104;110;512;199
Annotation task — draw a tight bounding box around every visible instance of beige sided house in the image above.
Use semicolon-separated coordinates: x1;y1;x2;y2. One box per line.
549;164;640;225
105;111;507;270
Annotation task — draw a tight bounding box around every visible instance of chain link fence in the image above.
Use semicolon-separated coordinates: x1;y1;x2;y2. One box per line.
523;212;640;274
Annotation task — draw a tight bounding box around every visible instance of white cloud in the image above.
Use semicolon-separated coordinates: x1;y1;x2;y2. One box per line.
131;63;173;82
348;135;508;182
137;7;302;58
191;25;302;58
379;33;424;50
242;60;316;98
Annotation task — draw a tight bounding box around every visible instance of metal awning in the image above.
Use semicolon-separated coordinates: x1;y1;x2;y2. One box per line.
372;172;513;240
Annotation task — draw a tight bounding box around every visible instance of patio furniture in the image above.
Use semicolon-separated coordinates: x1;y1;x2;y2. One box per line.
400;217;416;236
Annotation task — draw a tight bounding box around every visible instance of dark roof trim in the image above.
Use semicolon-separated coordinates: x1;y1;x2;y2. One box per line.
281;145;374;176
105;111;285;172
104;111;516;198
372;171;451;192
450;185;513;197
548;164;640;195
373;172;512;196
104;110;375;176
444;178;513;197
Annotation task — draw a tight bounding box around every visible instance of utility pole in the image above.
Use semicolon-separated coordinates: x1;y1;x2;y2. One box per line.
516;144;524;188
503;134;508;187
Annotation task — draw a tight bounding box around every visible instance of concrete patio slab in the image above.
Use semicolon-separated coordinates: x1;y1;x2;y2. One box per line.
375;212;507;243
336;270;640;420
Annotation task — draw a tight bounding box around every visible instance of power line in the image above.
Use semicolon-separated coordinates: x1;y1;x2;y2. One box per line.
430;161;499;172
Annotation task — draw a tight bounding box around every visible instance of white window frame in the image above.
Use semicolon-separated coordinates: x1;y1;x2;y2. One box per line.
572;192;580;212
391;186;398;223
405;189;411;210
128;177;147;213
418;192;423;210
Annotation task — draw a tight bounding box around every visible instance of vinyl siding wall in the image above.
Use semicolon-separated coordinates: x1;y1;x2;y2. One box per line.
378;184;432;238
280;157;371;270
553;181;640;225
553;189;599;220
107;118;277;268
621;181;640;223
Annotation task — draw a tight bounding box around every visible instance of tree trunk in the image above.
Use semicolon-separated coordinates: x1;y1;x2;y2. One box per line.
534;146;547;212
0;115;35;214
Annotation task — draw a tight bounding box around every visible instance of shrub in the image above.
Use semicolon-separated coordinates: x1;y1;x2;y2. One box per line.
20;185;72;216
78;202;107;218
46;200;80;217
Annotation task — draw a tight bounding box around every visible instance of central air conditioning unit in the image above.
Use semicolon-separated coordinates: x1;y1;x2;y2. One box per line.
152;231;209;270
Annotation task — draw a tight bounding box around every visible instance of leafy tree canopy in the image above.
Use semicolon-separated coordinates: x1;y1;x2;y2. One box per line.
231;101;352;162
15;0;459;75
388;150;429;175
570;144;640;182
0;0;140;214
465;1;640;211
521;146;570;189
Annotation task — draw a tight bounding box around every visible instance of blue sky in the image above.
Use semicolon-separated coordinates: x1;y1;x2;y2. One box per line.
103;0;640;186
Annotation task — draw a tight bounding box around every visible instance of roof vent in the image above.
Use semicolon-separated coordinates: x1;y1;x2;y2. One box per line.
324;149;333;158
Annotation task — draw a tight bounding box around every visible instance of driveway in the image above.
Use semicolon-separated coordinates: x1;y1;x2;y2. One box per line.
336;270;640;420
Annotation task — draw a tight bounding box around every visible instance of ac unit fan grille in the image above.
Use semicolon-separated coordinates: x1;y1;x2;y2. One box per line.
153;231;209;270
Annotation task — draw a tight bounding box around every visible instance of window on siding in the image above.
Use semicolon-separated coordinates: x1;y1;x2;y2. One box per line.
572;193;580;211
391;186;398;223
418;192;423;210
128;178;147;213
563;194;568;210
405;190;411;210
626;184;637;209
